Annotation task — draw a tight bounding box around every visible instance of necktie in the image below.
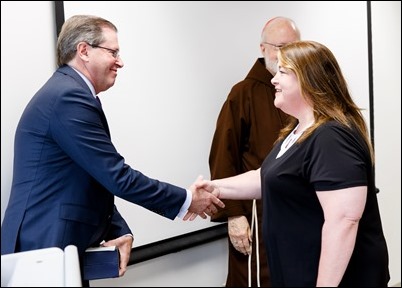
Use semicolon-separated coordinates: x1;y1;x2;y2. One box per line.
96;96;102;106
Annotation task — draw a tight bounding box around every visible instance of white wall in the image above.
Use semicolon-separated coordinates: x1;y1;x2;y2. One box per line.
371;1;401;287
1;1;400;287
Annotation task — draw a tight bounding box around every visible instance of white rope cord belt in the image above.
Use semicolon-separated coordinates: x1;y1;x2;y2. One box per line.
248;199;260;287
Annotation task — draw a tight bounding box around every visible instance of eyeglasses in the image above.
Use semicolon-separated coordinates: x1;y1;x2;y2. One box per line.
262;42;284;50
89;44;120;59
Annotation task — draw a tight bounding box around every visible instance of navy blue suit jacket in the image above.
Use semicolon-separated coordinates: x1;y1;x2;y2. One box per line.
1;65;186;257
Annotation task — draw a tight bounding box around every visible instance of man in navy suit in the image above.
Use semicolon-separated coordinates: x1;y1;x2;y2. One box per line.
1;15;224;280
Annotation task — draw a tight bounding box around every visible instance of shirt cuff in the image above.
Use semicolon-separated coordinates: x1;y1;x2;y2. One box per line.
176;189;192;219
123;233;134;240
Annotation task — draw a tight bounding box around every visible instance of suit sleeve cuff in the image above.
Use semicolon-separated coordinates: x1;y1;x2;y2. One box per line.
176;189;192;219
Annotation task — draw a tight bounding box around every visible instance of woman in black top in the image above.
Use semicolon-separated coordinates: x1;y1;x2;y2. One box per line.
193;40;390;287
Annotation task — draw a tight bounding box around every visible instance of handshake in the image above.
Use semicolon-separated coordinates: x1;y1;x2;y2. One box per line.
184;175;222;221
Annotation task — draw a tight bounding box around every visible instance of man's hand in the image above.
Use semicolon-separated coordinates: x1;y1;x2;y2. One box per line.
184;176;224;221
101;235;134;277
228;216;252;255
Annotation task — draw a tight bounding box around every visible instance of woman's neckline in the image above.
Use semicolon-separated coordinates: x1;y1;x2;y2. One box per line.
294;121;314;135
